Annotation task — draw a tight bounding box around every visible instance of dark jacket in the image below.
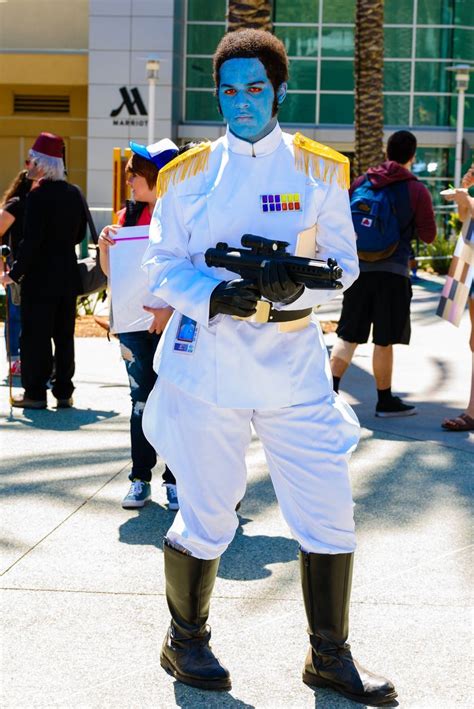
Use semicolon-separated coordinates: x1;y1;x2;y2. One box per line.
10;180;87;298
3;196;27;258
350;161;436;275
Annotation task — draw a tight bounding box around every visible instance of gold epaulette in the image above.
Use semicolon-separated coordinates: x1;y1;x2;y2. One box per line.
156;141;212;198
293;132;350;190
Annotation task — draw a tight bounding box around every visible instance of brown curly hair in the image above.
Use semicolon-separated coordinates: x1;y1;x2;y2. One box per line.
213;29;289;114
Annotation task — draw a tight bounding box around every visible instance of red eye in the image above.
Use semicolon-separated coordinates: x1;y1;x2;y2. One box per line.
223;88;237;96
248;86;262;93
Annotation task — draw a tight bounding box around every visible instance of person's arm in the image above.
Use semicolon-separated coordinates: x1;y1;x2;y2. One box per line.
276;178;359;311
0;209;15;279
8;191;47;283
0;209;15;239
98;225;119;277
452;190;474;223
143;183;221;327
411;183;436;244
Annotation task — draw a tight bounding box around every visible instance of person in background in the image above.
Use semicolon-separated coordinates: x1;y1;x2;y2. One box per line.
98;139;179;510
0;132;87;409
441;164;474;432
330;130;437;417
0;170;35;377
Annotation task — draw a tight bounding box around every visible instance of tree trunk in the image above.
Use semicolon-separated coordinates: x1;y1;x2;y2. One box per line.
227;1;272;32
354;0;385;176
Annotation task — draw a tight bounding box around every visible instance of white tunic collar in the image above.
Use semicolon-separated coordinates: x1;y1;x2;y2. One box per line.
225;123;283;157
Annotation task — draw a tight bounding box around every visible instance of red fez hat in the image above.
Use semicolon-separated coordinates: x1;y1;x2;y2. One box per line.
31;132;64;158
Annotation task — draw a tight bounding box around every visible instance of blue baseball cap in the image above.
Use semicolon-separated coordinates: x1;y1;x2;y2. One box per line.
129;138;178;170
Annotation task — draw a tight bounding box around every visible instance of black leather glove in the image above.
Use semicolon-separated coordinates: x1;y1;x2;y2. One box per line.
258;260;304;304
209;279;259;319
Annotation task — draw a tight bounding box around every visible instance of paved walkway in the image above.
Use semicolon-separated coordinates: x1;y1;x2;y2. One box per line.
1;274;472;708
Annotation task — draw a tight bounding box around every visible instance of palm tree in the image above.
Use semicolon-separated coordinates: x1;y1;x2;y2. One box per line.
354;0;385;176
227;0;272;32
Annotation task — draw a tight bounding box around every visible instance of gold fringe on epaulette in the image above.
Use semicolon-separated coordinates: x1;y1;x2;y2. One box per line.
156;142;211;198
293;132;350;190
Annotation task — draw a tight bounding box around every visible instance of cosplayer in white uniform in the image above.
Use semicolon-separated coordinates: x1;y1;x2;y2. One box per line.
143;29;396;706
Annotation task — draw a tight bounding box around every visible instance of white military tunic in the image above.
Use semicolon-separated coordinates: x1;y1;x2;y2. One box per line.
142;123;361;559
143;124;359;409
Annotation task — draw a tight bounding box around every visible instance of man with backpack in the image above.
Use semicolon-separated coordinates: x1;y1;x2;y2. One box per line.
330;130;436;416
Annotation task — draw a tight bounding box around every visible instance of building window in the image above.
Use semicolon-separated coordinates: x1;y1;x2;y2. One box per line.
183;0;474;131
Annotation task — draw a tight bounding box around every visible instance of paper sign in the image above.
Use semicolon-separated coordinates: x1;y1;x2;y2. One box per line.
436;234;474;327
108;225;164;334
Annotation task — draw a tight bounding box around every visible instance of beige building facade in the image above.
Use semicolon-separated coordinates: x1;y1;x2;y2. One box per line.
0;0;88;195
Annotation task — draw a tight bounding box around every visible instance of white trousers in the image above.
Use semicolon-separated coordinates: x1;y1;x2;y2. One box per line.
143;379;360;560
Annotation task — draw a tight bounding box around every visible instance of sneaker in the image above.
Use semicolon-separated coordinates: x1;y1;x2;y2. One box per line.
122;480;152;509
10;360;21;377
375;396;417;418
163;483;179;511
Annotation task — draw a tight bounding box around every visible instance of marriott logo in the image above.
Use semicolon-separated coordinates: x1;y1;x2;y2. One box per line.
110;87;148;126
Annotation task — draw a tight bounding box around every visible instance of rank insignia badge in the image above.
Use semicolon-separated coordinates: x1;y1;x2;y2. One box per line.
260;194;301;213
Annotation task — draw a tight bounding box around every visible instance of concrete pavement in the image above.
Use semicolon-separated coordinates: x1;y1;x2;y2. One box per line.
0;273;472;708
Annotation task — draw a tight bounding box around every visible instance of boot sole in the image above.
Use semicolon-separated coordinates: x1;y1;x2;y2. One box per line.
121;496;151;509
303;672;398;706
11;402;47;409
160;656;232;691
375;409;417;418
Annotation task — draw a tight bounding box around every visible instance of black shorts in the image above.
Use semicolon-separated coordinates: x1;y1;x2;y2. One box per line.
336;272;412;346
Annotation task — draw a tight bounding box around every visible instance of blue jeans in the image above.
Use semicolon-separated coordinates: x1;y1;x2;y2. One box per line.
118;330;175;485
5;287;21;359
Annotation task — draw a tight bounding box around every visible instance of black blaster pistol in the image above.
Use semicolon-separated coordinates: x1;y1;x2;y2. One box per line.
204;234;343;291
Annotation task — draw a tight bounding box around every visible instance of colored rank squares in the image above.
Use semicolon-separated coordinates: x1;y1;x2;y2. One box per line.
261;193;301;213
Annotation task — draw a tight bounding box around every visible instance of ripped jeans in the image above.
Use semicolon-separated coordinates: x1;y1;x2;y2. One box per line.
118;330;175;485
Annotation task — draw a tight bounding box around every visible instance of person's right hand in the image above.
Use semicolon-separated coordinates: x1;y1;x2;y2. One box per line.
98;225;119;253
209;279;259;319
143;305;174;334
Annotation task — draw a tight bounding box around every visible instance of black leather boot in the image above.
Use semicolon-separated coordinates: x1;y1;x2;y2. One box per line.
160;541;231;691
300;551;397;706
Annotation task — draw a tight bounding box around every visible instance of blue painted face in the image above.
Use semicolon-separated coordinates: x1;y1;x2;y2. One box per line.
218;58;287;142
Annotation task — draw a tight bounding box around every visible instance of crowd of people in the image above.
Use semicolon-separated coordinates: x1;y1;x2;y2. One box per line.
1;27;473;705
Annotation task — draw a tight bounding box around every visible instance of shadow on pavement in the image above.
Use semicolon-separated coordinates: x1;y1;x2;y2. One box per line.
118;501;170;548
1;406;120;430
174;682;255;708
309;686;399;707
329;347;471;452
118;504;298;581
353;430;471;536
0;446;130;479
218;516;298;580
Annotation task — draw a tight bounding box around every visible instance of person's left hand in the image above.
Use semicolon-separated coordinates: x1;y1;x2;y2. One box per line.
258;260;304;304
143;305;174;334
0;273;14;287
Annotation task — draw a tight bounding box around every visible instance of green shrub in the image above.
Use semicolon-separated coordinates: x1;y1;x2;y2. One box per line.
419;234;456;275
